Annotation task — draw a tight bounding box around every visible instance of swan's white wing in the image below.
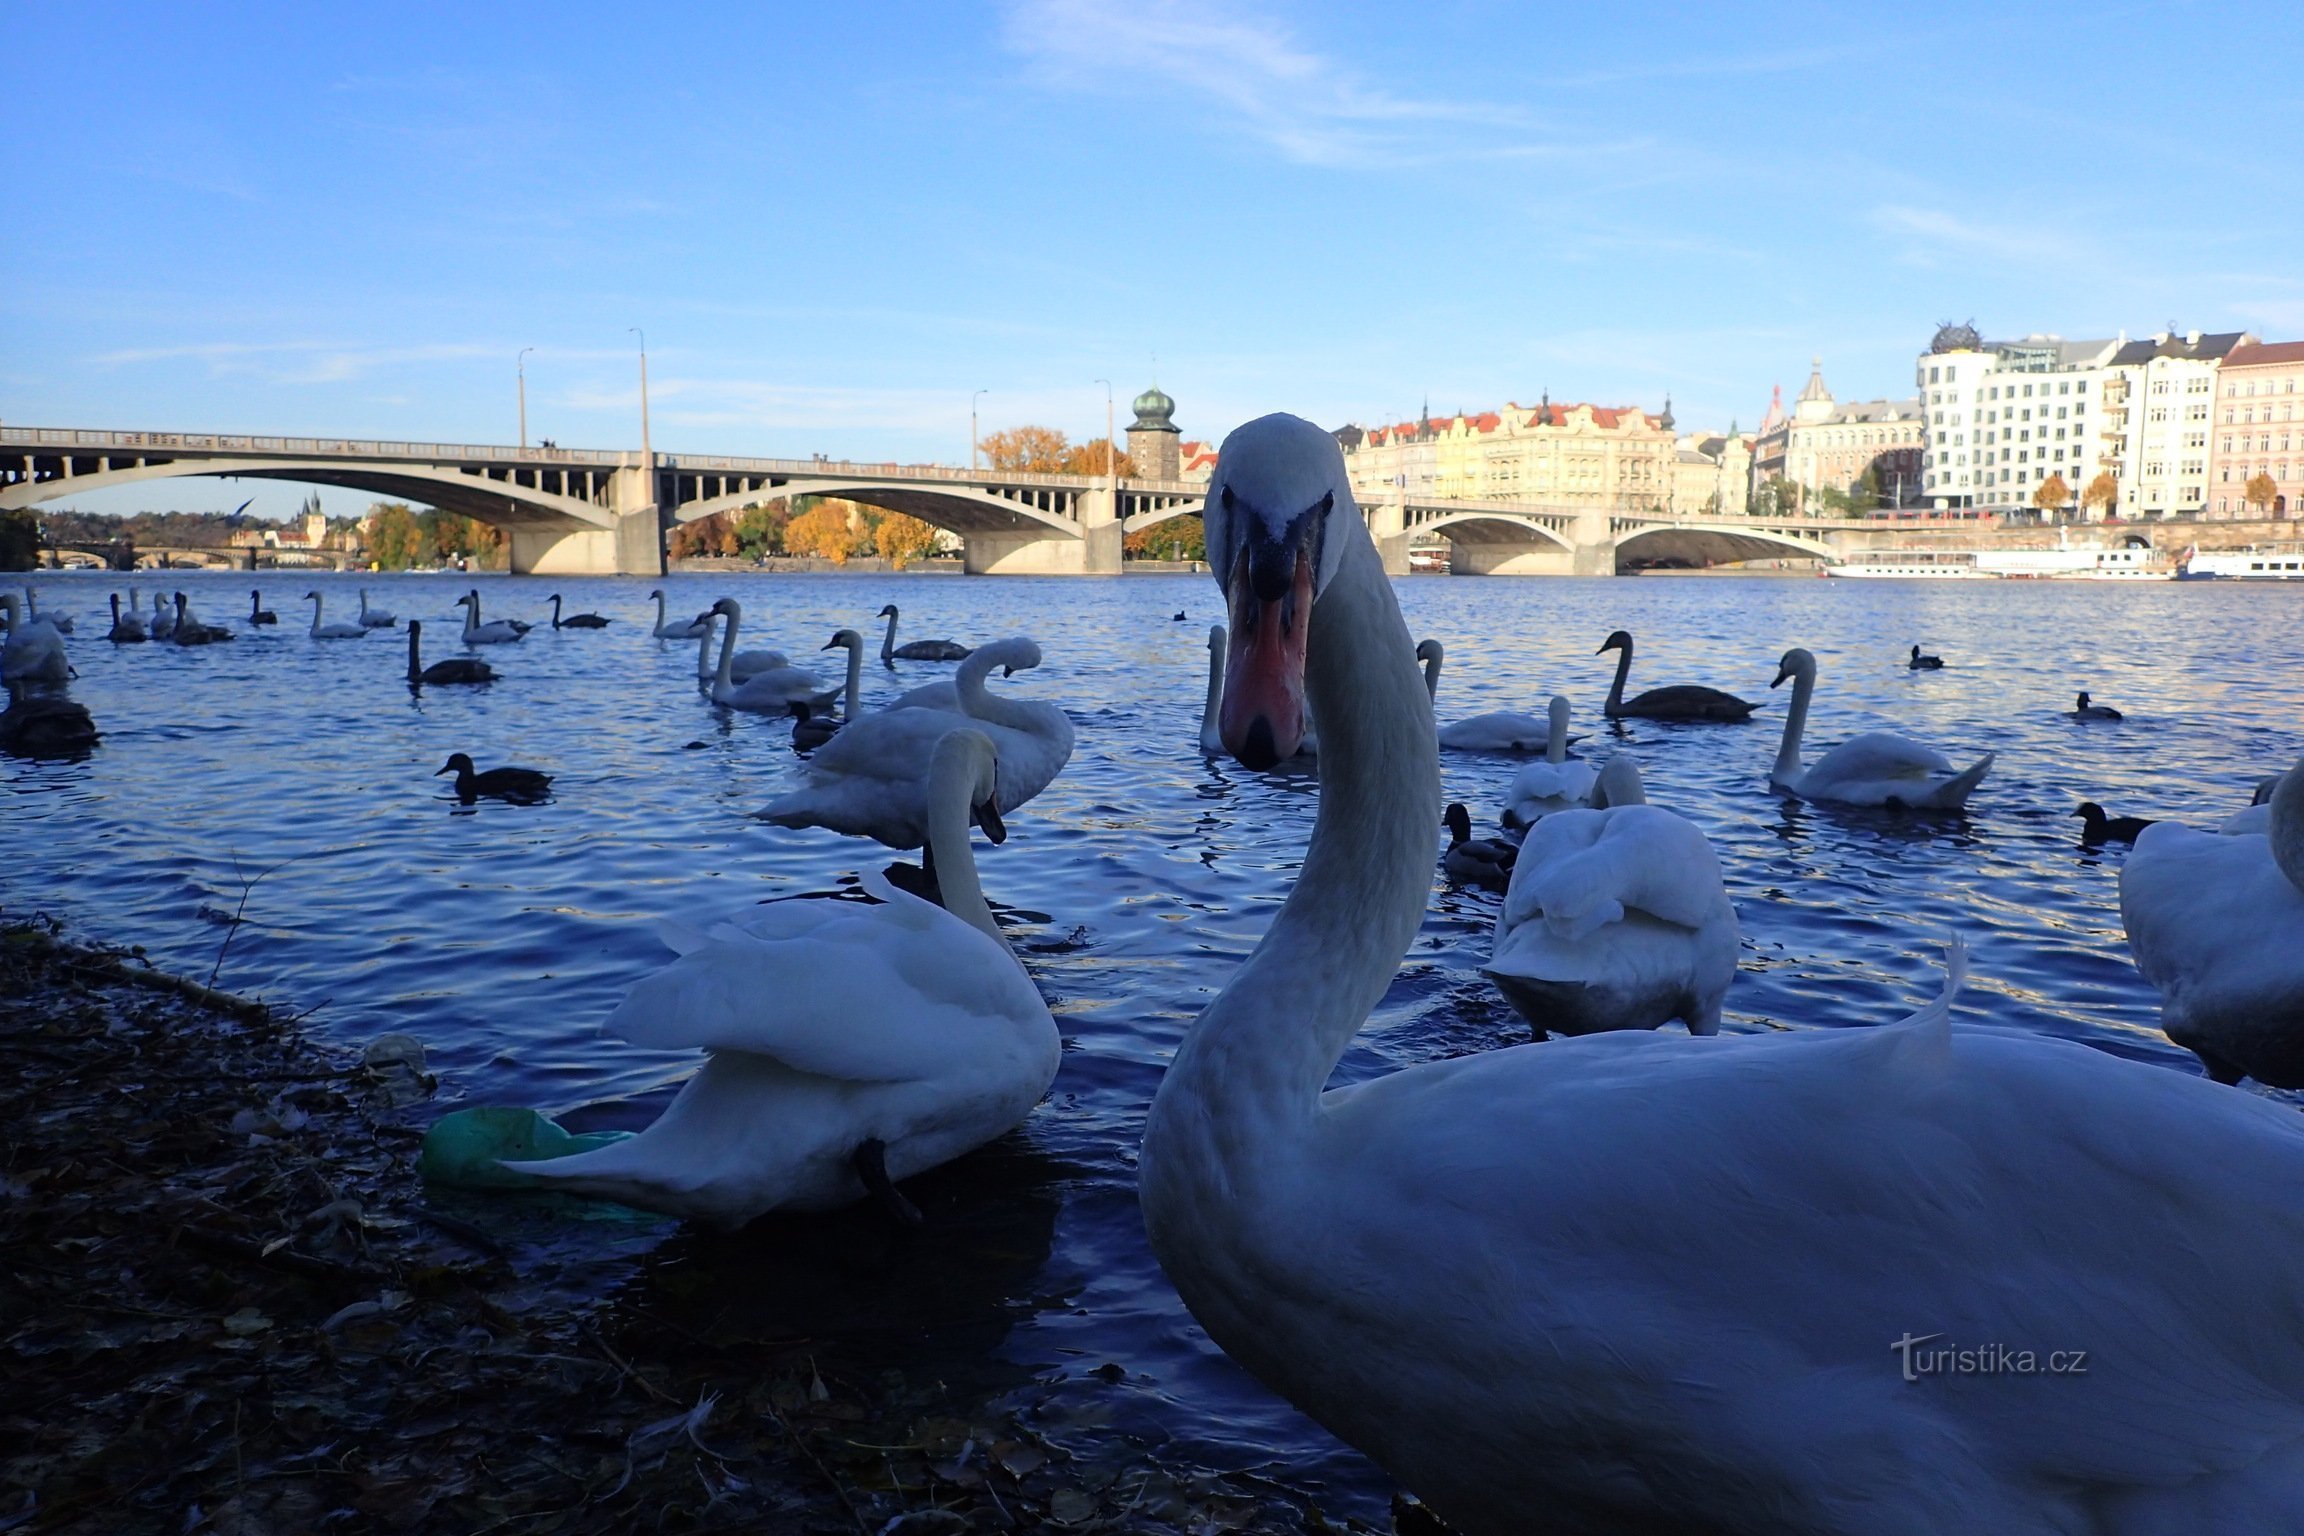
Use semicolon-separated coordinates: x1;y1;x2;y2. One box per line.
1438;712;1550;752
1499;760;1597;818
1802;730;1954;785
1310;1011;2304;1500
889;679;959;712
2223;803;2272;836
2123;822;2304;1030
605;893;1046;1084
1505;806;1729;936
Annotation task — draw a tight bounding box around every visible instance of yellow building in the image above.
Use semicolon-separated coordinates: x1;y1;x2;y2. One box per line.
1338;396;1675;511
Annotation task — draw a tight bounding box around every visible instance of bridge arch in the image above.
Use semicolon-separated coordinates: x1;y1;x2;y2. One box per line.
1611;521;1837;569
1416;511;1577;552
671;477;1084;540
0;456;618;533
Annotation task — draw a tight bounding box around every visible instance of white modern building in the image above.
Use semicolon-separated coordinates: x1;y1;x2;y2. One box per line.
1915;325;2120;515
2100;330;2253;519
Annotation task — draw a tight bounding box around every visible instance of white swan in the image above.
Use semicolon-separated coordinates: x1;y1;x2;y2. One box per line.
2122;761;2304;1087
691;607;789;682
357;588;398;628
1487;755;1739;1037
1427;641;1565;754
2223;776;2282;836
1199;624;1316;761
24;587;73;635
147;589;176;640
650;588;711;640
504;730;1060;1227
0;594;69;685
762;637;1074;849
704;599;831;713
1496;697;1596;829
1140;412;2304;1536
304;592;369;639
1768;647;1991;809
455;591;524;646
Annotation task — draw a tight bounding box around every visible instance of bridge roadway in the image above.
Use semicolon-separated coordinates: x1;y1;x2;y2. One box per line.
1;424;1885;577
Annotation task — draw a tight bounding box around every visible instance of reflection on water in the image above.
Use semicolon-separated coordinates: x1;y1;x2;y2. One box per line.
5;567;2302;1521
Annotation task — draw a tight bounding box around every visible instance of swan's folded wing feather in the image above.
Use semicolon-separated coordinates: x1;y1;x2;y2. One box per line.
2122;823;2304;1012
1804;730;1953;784
605;903;1042;1082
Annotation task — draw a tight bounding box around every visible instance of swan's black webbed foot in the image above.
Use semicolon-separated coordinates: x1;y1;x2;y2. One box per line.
852;1138;922;1226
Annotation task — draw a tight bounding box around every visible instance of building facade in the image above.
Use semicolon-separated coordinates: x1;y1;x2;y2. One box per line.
1916;327;2121;515
2101;331;2251;519
1749;361;1922;511
1672;429;1752;517
2205;339;2304;519
1125;385;1182;481
1338;398;1675;512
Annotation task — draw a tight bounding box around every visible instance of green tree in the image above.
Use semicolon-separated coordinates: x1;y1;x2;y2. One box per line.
732;501;789;557
365;503;425;569
1125;514;1206;562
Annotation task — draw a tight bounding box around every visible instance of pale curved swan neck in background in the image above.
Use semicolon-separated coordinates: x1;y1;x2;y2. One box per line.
837;631;863;714
1590;753;1647;807
1420;640;1443;703
1605;638;1634;714
713;602;744;688
1153;524;1439;1147
923;738;1003;944
307;593;325;634
695;612;717;677
2273;762;2304;896
952;642;1041;733
1773;653;1816;781
654;591;669;630
360;589;373;617
1546;696;1570;764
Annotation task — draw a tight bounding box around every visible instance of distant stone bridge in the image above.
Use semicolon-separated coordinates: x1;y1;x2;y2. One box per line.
3;423;1885;576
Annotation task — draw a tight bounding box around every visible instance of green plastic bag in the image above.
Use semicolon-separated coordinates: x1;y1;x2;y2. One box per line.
418;1106;633;1191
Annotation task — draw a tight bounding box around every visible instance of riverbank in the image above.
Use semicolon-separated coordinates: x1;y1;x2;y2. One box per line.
0;917;1403;1535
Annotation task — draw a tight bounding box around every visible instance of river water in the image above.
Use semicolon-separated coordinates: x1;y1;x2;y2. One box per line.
5;567;2300;1520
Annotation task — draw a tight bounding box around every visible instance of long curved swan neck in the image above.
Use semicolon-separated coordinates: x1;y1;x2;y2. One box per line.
713;602;740;688
2271;762;2304;897
1202;626;1225;739
695;612;716;676
406;624;422;680
924;745;1002;945
880;606;899;666
1162;526;1439;1145
953;641;1041;733
307;593;324;635
1773;657;1814;782
1419;640;1443;703
1605;638;1632;714
840;633;862;714
1546;696;1570;764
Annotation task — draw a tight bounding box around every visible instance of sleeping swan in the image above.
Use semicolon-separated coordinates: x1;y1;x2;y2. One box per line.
506;730;1059;1227
1139;413;2304;1536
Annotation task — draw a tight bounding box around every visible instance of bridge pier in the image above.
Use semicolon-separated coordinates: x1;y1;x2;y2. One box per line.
507;464;665;576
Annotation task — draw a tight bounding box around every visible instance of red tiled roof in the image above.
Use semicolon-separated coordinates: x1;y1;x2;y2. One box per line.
2225;341;2304;369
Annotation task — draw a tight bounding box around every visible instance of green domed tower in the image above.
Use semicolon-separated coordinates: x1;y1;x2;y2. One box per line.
1127;384;1181;480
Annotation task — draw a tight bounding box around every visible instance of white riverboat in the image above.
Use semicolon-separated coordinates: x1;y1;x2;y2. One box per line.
1825;550;1990;579
2177;545;2304;580
1827;538;2174;582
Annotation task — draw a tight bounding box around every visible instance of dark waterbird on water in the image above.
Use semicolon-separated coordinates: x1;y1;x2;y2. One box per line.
2074;802;2155;844
170;593;233;645
1908;644;1943;670
877;603;971;664
106;595;148;643
548;594;611;629
0;689;98;760
435;753;552;804
1440;802;1516;892
247;590;277;626
1597;629;1759;721
2071;691;2124;721
406;621;496;687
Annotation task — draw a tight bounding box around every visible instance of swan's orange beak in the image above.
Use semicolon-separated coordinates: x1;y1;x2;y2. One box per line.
1219;531;1314;769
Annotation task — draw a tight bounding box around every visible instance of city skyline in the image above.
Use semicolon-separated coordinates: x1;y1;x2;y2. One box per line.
9;1;2304;522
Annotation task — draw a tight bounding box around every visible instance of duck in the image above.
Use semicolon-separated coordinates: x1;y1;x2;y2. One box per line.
762;637;1073;853
23;587;73;635
406;620;496;686
548;594;611;629
247;590;278;626
435;753;552;804
0;594;70;685
2071;690;2124;721
1767;647;1990;809
1140;412;2304;1536
503;729;1060;1228
2122;761;2304;1087
455;591;525;645
691;607;790;683
1597;629;1758;721
357;589;398;629
106;594;148;643
2074;801;2154;844
704;599;835;714
1496;698;1597;830
1200;623;1316;762
1440;803;1515;892
0;688;98;759
1908;644;1943;670
1487;754;1738;1039
651;589;711;640
147;590;177;641
878;602;971;664
304;592;369;639
170;594;233;646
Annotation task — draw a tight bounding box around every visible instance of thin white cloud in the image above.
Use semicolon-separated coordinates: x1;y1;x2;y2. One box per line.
1002;0;1562;167
88;340;630;387
1870;205;2077;268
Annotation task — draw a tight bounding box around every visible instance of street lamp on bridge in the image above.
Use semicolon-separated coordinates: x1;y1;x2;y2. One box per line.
629;328;652;500
518;347;534;450
971;389;988;471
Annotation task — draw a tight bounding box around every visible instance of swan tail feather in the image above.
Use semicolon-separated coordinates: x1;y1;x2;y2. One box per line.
1882;935;1966;1068
1934;752;1994;808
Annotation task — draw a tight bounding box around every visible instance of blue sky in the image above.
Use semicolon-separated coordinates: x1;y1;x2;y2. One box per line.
8;0;2302;519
